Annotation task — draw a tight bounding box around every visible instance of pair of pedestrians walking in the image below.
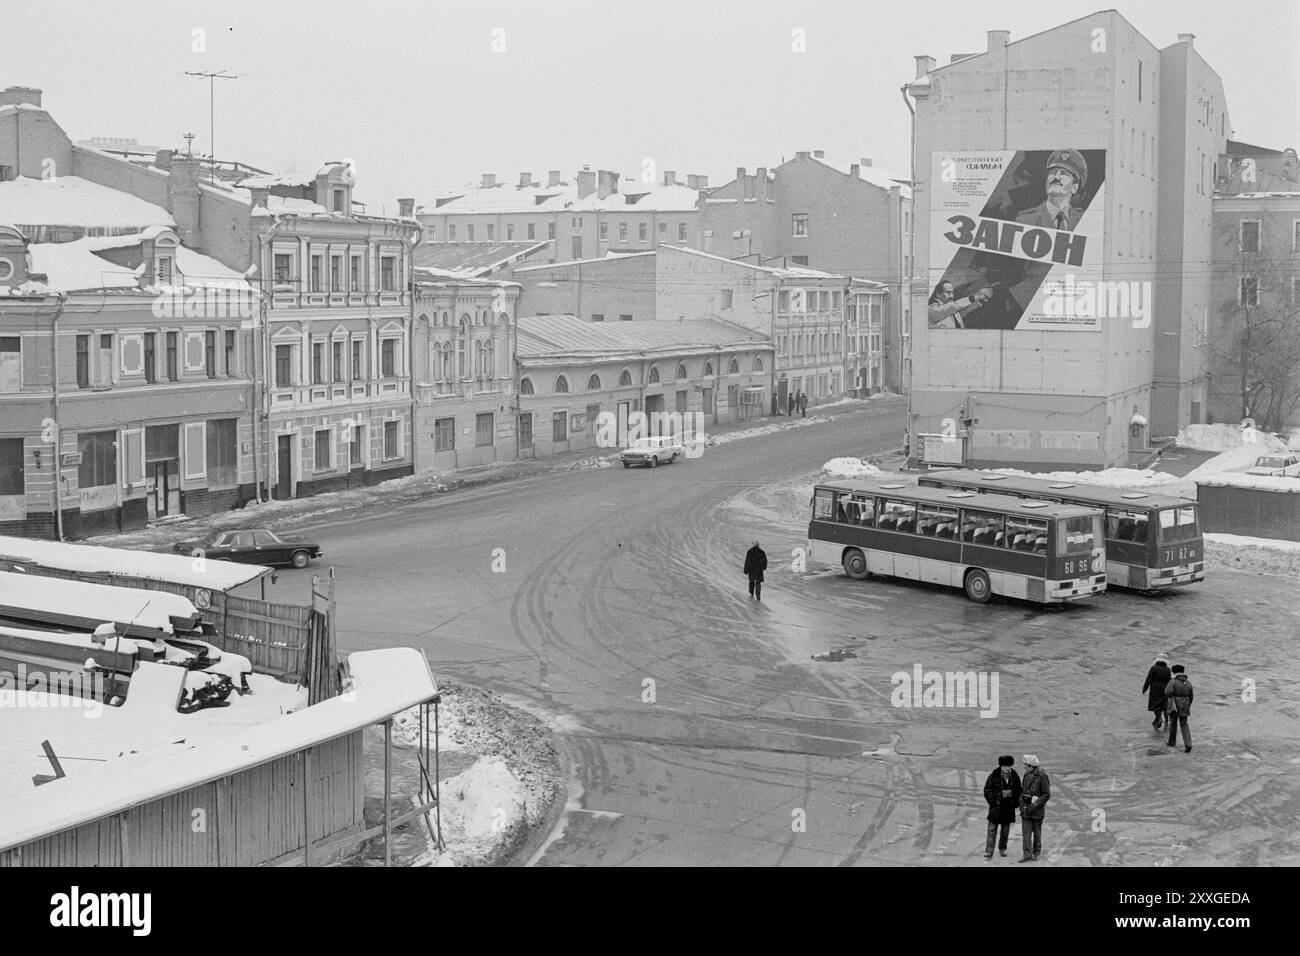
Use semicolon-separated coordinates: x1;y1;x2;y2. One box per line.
983;755;1051;862
1142;656;1194;752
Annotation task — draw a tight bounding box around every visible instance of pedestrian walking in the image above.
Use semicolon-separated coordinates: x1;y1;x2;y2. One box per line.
983;755;1021;859
1142;654;1172;731
743;540;767;601
1018;754;1050;862
798;392;807;417
1165;664;1193;752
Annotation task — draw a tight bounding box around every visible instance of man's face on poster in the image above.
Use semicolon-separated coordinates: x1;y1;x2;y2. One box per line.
938;282;955;301
1045;165;1078;204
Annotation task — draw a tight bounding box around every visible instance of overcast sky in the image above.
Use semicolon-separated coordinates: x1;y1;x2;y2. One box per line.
4;0;1297;213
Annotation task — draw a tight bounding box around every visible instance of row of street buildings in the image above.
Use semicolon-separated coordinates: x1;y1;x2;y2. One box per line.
0;87;883;538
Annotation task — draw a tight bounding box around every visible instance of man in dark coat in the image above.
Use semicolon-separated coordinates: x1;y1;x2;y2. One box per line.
787;393;796;415
1142;655;1172;731
1018;754;1051;862
743;541;767;601
983;755;1022;858
1165;664;1193;753
798;392;807;417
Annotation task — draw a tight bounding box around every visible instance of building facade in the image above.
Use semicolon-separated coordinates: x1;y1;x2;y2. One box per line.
904;14;1229;470
0;222;256;538
514;316;773;457
697;152;910;391
418;168;706;266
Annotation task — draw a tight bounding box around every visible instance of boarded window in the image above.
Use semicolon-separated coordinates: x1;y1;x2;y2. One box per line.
206;419;238;486
0;438;24;495
77;430;117;489
0;337;19;392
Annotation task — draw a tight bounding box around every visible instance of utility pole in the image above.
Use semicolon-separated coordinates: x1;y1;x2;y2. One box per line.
184;70;240;184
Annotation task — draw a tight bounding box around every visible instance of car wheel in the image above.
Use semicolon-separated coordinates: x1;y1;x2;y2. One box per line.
622;461;630;469
650;456;659;468
290;550;311;569
842;548;869;580
964;568;992;603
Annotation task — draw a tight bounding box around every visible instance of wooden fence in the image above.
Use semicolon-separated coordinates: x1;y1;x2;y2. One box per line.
1197;482;1300;542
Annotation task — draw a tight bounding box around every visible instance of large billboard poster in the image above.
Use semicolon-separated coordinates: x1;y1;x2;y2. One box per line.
928;149;1107;331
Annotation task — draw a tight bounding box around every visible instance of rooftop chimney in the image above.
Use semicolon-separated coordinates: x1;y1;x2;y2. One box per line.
249;186;270;210
597;169;620;200
914;55;936;79
685;174;708;191
987;29;1010;52
813;149;825;159
576;168;597;199
0;86;42;108
860;157;873;167
547;169;561;187
397;197;415;217
519;172;533;188
1177;33;1195;46
663;170;677;186
155;149;174;171
850;164;860;179
795;151;811;160
480;173;497;188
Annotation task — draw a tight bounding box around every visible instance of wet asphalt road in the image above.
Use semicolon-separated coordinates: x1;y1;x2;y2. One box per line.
268;399;1300;866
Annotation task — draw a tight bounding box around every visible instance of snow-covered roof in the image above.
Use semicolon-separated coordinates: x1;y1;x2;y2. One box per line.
516;315;770;359
570;182;700;213
0;648;437;851
425;178;702;216
0;175;174;229
413;240;550;278
20;234;251;294
0;536;270;592
1196;474;1300;493
804;156;913;198
513;250;656;273
0;571;200;636
661;244;848;281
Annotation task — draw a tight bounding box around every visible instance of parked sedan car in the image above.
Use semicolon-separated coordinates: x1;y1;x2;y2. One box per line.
1245;453;1300;478
173;528;323;569
620;436;686;468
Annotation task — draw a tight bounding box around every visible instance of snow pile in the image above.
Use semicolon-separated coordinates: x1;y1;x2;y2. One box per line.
1194;473;1300;493
990;466;1183;490
821;458;887;481
1185;444;1289;480
706;415;832;447
1206;533;1300;552
1177;424;1287;453
418;756;531;865
389;698;467;752
560;456;613;471
1130;413;1148;427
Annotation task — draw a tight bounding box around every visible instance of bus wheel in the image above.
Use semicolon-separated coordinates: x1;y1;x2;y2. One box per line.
842;548;869;580
964;569;992;603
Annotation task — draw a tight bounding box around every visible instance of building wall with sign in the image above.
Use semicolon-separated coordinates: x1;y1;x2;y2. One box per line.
906;12;1228;469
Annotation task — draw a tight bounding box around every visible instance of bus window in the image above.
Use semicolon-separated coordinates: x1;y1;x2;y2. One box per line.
813;489;836;520
1058;515;1102;555
878;499;916;533
1106;508;1144;541
917;504;959;538
1005;515;1049;552
962;510;1004;546
1158;505;1199;543
845;494;875;526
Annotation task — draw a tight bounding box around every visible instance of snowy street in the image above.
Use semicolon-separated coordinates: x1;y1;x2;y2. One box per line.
245;400;1300;866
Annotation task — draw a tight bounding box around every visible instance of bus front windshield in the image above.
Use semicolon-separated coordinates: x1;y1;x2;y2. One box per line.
1057;515;1102;555
1158;505;1200;543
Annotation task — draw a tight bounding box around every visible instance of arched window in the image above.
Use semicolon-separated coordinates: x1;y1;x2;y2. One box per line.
618;368;633;387
520;376;534;395
728;358;739;375
439;343;452;383
458;315;472;378
418;313;429;325
703;361;714;377
555;375;569;393
676;363;688;380
754;357;765;372
482;338;495;379
648;365;660;384
587;373;601;391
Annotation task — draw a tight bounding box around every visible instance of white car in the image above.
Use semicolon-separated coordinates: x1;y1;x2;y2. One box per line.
620;436;685;468
1245;453;1300;478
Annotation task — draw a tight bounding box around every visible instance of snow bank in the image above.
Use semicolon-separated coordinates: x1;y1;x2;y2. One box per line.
560;456;613;471
1185;445;1291;481
389;698;467;752
1177;424;1286;453
1205;533;1300;552
1195;473;1300;493
416;756;530;865
821;458;887;481
705;415;831;447
990;466;1184;490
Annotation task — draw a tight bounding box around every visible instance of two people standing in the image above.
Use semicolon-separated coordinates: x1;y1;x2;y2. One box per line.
1142;656;1193;752
982;754;1050;862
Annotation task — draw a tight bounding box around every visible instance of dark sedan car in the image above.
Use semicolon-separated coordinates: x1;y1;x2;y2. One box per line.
173;528;323;569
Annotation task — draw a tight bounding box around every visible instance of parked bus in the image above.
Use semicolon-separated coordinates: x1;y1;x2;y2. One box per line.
916;470;1203;591
808;479;1107;604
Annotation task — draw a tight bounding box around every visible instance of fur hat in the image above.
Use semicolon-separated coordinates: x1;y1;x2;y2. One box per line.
1023;754;1040;767
998;755;1015;767
1171;664;1185;674
1153;655;1168;665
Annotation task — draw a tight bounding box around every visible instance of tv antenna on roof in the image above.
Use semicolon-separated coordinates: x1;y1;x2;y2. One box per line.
184;70;245;185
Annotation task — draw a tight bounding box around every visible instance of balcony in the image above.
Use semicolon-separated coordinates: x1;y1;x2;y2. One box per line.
269;287;410;311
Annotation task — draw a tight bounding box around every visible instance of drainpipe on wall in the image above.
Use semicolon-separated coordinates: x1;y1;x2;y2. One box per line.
258;216;286;501
900;83;918;449
49;292;67;541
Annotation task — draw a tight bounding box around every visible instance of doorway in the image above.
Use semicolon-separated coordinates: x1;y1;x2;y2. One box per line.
276;434;293;500
148;461;177;518
616;401;630;446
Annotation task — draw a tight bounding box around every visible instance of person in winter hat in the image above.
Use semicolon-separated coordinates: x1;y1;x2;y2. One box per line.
983;755;1021;859
1142;655;1172;731
1018;754;1051;862
1165;664;1194;753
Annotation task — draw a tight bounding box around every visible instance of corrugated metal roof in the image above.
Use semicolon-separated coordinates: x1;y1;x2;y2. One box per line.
412;240;550;278
516;315;769;358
